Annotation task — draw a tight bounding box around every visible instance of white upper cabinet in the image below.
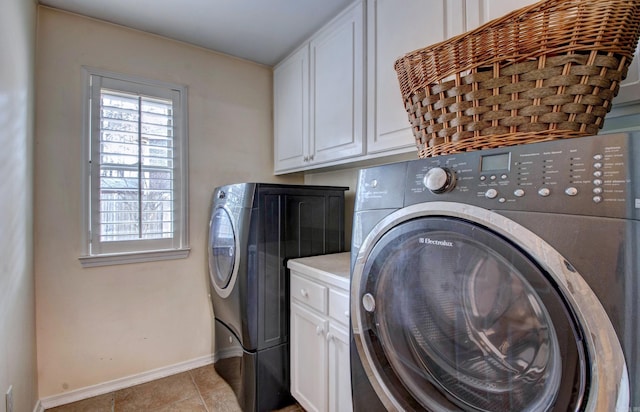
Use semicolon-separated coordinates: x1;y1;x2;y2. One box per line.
365;0;479;155
470;0;538;27
274;0;640;174
366;0;439;155
274;46;309;172
310;3;365;165
274;1;365;174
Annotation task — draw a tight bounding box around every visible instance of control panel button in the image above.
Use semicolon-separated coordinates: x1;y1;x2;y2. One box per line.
514;189;525;197
593;187;603;195
498;198;506;203
593;196;603;203
593;162;603;169
593;154;603;160
593;179;603;186
538;187;551;197
485;189;498;199
565;187;578;196
501;174;508;180
593;171;603;178
480;176;486;181
424;167;456;194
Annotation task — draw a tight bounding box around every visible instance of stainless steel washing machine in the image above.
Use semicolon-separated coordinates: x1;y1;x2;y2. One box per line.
208;183;347;412
350;132;638;411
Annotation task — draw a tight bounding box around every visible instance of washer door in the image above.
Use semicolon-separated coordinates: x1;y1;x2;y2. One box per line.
351;202;629;412
208;206;239;298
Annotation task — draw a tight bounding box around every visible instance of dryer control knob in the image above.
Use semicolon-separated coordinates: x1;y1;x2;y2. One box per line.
423;167;456;194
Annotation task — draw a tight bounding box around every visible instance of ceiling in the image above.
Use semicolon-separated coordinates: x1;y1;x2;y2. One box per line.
38;0;355;66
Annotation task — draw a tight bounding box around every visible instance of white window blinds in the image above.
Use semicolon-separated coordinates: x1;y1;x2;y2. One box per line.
99;89;175;242
81;69;189;267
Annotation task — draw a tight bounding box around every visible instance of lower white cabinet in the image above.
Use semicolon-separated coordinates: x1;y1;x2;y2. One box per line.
288;254;352;412
327;322;351;412
291;302;329;412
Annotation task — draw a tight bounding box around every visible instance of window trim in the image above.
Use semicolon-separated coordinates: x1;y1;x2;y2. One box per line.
80;67;190;267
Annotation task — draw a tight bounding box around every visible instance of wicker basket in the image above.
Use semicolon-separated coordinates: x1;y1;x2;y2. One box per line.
394;0;640;158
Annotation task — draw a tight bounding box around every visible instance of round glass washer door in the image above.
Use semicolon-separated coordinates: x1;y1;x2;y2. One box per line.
354;216;587;412
208;207;239;298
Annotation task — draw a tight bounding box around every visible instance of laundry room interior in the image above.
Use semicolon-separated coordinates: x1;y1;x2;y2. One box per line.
3;0;640;411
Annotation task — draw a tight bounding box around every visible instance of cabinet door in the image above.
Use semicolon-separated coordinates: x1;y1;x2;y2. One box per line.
274;46;309;172
291;302;328;412
310;1;365;164
367;0;458;155
327;324;352;412
472;0;538;24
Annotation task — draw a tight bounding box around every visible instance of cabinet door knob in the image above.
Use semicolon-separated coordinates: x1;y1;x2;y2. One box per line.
326;332;334;342
300;288;309;298
315;325;324;336
344;311;349;318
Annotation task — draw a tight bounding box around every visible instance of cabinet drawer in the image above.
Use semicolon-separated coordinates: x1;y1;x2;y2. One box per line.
291;272;327;313
329;289;350;326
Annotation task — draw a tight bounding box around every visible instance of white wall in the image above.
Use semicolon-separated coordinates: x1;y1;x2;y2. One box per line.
0;0;38;411
34;7;302;399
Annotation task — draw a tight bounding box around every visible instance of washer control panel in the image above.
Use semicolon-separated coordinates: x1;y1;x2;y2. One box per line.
405;132;640;219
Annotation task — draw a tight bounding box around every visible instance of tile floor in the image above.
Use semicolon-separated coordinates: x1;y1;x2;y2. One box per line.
45;364;304;412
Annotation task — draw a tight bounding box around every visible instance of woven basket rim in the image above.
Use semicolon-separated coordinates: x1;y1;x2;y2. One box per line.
393;0;640;158
394;0;640;97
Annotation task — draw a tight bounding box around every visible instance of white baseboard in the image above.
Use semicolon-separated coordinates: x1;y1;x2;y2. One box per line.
33;399;44;412
39;354;215;410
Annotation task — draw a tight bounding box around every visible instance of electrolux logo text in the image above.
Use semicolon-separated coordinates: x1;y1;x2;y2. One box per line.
419;237;454;247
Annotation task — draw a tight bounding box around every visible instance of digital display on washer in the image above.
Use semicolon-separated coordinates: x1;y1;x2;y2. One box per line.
481;152;510;172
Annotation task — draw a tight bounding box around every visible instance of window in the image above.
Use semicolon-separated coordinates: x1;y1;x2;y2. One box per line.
80;68;189;267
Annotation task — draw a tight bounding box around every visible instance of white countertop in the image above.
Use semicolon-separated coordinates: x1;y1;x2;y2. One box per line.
287;252;351;290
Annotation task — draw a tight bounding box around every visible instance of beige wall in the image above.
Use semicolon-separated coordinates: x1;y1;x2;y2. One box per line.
305;169;359;246
304;152;416;247
34;7;301;398
0;0;38;411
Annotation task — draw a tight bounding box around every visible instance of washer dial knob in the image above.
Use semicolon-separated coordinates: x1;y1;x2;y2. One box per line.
423;167;456;194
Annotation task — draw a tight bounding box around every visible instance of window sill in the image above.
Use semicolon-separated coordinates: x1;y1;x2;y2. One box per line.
79;248;191;268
